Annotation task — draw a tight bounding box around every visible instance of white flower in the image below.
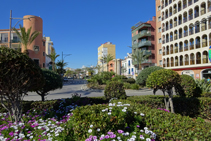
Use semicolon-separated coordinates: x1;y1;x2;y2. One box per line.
102;110;105;112
132;135;136;138
30;136;33;139
55;133;59;136
140;136;145;140
101;134;105;137
117;136;121;140
146;138;151;141
140;130;144;132
144;127;148;130
134;112;137;114
112;103;115;106
124;107;127;109
140;113;145;116
118;102;122;104
109;103;113;106
125;132;129;136
122;109;126;112
88;129;92;133
108;112;112;115
90;125;93;128
145;130;149;134
109;107;112;109
133;132;136;134
97;128;100;132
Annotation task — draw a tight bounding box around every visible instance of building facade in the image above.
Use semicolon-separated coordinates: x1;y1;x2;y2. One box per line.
97;42;116;72
158;0;211;79
107;59;122;75
131;17;157;70
121;53;137;79
0;15;46;68
45;37;53;70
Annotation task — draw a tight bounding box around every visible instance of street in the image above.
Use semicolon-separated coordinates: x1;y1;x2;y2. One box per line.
24;79;165;101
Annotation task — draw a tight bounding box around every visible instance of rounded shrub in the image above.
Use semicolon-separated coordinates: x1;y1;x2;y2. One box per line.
136;66;164;85
104;81;127;100
127;78;135;84
175;75;196;97
130;84;140;90
123;82;131;89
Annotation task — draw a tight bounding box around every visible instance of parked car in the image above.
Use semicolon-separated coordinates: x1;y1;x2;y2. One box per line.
63;77;68;82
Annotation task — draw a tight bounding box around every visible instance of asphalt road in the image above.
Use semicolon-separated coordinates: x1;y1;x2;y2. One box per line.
23;79;165;101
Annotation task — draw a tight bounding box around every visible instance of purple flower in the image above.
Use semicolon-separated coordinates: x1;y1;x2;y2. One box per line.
39;135;42;137
117;130;124;134
137;125;140;128
104;135;110;139
6;138;10;141
100;137;104;140
107;131;113;135
27;131;31;134
151;139;155;141
110;134;116;138
9;132;14;137
140;135;143;137
93;136;97;139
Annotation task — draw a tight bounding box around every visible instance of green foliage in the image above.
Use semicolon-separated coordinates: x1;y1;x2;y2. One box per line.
126;78;136;84
202;92;211;98
36;69;63;101
175;75;197;97
89;71;115;85
104;81;127;100
123;82;131;89
130;84;140;90
195;79;211;95
146;69;181;91
136;66;164;85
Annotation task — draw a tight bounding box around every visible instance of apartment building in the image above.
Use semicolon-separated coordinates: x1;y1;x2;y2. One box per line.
0;15;46;68
131;17;157;70
158;0;211;79
45;37;54;70
121;53;137;79
107;59;122;75
97;42;116;72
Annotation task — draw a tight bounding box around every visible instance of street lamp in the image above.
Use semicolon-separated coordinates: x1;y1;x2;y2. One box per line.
9;10;35;48
61;52;71;76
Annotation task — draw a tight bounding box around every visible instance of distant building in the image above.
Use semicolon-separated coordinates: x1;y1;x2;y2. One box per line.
44;37;53;70
97;42;116;72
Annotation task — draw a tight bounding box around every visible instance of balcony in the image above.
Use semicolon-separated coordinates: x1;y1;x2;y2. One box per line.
166;50;169;55
196;59;201;64
195;12;199;18
170;37;173;41
162;28;165;32
173;10;177;14
175;48;178;53
174;36;178;40
169;12;172;17
137;41;151;48
201;25;207;31
203;58;208;63
175;62;178;66
178;7;181;12
163;52;165;56
209;6;211;12
184;46;188;51
179;34;182;39
189;30;193;35
170;49;173;54
180;61;183;66
190;44;194;50
202;41;207;47
184;32;188;37
179;47;183;52
194;0;198;3
141;59;152;64
185;61;189;65
12;39;21;43
136;31;151;39
143;50;152;56
190;59;195;65
166;26;169;31
170;24;173;29
178;20;182;25
183;18;187;23
0;39;8;43
169;0;172;4
183;4;187;9
201;9;206;15
174;23;177;27
195;28;200;33
189;15;193;20
166;38;169;43
162;40;165;44
196;42;201;48
188;1;192;6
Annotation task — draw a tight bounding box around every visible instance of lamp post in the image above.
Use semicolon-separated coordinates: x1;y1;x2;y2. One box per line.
9;10;35;49
61;52;71;76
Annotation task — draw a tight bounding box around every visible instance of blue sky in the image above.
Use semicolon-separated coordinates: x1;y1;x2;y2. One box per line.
1;0;155;69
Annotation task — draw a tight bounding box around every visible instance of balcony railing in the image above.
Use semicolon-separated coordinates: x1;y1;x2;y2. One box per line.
175;62;178;66
175;48;178;53
137;41;151;48
196;59;201;64
12;39;21;43
179;47;183;52
189;15;193;20
163;64;166;67
201;9;206;15
201;25;207;31
143;50;152;56
167;63;170;67
196;42;201;48
184;46;188;51
195;12;199;18
174;36;178;40
169;0;172;4
163;52;165;56
183;4;187;9
183;18;187;23
179;33;182;39
194;0;198;3
169;12;172;17
190;59;195;65
162;40;165;44
188;1;192;6
178;7;181;12
174;23;177;27
170;24;173;29
173;10;177;14
166;38;169;43
195;28;200;33
0;39;8;43
203;58;208;63
165;3;168;7
178;20;182;25
184;32;188;37
141;59;152;64
136;31;151;39
162;28;165;32
166;50;169;55
185;61;189;65
166;15;168;19
171;63;174;67
202;41;207;47
170;49;173;54
166;26;169;31
209;6;211;12
180;61;183;66
189;30;193;35
190;44;194;50
170;37;173;41
209;23;211;29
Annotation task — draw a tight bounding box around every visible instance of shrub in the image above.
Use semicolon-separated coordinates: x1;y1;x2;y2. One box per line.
126;78;135;84
202;92;211;98
136;66;164;85
104;81;127;100
130;83;140;90
195;79;211;94
175;75;197;97
123;82;131;89
101;71;115;84
146;69;181;113
0;47;44;122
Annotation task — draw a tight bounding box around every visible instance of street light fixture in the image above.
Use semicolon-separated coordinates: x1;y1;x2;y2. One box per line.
9;10;35;49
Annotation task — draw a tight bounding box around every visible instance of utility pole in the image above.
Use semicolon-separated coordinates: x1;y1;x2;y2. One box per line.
9;10;12;48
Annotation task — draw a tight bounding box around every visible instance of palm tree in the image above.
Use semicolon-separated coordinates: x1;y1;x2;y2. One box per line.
102;54;114;72
131;50;150;71
13;25;41;54
47;50;60;72
56;60;68;75
95;65;102;74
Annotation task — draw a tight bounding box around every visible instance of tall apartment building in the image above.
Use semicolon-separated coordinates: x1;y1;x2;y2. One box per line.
0;15;46;68
131;17;157;71
157;0;211;79
97;42;116;71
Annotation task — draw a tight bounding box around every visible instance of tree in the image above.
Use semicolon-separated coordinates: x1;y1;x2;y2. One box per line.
0;47;44;122
85;67;95;77
95;65;102;74
102;54;114;72
47;49;60;72
13;25;41;54
146;69;181;113
56;60;68;75
131;50;150;70
75;69;82;79
65;70;74;77
36;69;63;101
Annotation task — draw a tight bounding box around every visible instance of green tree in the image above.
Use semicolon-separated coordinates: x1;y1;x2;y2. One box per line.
0;47;44;122
56;60;68;75
75;69;82;79
36;69;63;101
146;69;181;113
102;54;114;72
13;25;41;54
47;50;60;72
65;70;74;77
132;50;150;70
95;65;102;74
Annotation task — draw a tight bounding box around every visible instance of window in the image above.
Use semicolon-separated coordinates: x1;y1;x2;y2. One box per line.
159;60;162;65
43;52;45;56
128;69;130;74
33;59;39;67
159;38;162;43
158;16;161;22
43;63;45;68
43;41;45;46
158;6;161;11
34;45;39;51
158;27;162;32
131;68;134;72
159;49;162;54
128;60;130;66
